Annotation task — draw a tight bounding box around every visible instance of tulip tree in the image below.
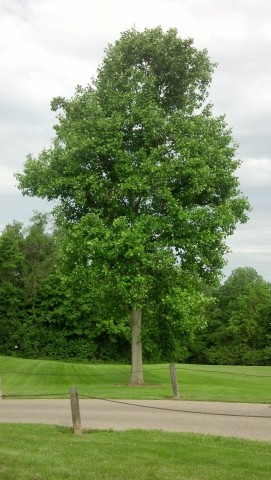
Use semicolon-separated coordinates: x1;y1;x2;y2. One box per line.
16;27;250;384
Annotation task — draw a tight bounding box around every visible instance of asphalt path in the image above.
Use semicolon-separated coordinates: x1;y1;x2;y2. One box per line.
1;398;271;441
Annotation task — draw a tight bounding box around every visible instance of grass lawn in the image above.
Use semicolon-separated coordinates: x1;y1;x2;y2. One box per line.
0;355;271;403
0;424;270;480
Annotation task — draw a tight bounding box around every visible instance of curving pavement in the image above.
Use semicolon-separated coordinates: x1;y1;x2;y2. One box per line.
0;398;271;442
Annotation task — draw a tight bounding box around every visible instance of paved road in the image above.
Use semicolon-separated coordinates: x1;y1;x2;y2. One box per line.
1;398;271;442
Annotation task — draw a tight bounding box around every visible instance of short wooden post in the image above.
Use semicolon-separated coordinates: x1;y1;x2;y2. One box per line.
169;364;180;399
0;373;3;399
69;387;82;434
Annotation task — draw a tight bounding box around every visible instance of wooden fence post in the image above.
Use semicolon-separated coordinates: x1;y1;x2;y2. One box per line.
69;387;82;434
0;373;2;399
169;364;180;399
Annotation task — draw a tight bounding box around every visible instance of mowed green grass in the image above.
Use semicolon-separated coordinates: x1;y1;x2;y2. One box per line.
0;424;270;480
1;355;271;402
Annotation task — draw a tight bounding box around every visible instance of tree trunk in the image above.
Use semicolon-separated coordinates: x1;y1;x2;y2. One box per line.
129;307;144;385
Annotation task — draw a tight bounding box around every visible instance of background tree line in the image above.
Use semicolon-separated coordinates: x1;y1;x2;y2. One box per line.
0;214;270;365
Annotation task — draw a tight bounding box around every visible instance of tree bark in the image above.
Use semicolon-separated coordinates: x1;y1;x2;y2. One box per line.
129;307;144;385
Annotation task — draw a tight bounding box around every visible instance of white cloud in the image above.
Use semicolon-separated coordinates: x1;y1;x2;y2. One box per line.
0;166;18;192
238;158;271;188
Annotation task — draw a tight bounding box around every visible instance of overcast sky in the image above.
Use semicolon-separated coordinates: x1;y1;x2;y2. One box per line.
1;0;270;281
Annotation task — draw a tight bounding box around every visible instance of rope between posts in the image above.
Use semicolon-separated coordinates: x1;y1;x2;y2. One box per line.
2;366;271;378
78;394;271;419
175;367;271;378
0;366;167;377
2;393;70;398
2;392;271;419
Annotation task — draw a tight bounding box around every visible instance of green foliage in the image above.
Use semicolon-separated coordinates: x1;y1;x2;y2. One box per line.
22;212;56;306
1;212;269;367
190;267;271;365
0;222;25;353
14;28;251;367
16;27;249;281
0;215;58;357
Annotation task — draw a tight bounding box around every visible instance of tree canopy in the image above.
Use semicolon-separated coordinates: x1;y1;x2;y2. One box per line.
16;27;250;383
190;267;271;365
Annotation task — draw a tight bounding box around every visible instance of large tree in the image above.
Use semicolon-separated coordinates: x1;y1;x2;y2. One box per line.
16;27;250;383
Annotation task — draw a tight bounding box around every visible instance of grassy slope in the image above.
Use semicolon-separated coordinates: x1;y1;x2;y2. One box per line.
0;425;270;480
1;355;271;402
